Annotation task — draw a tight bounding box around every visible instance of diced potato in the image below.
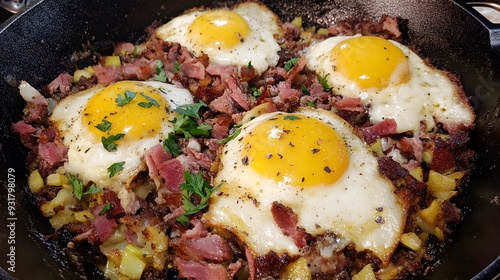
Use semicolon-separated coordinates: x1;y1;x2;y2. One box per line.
280;257;311;280
133;182;155;200
46;173;64;186
376;264;403;280
419;200;442;226
104;56;121;67
40;188;78;217
133;45;147;57
423;149;433;164
88;192;104;209
73;66;94;82
400;232;423;251
352;264;376;280
291;17;302;28
28;169;44;193
434;191;457;201
316;28;329;35
427;170;458;193
370;139;384;157
100;240;128;265
119;246;146;279
49;209;75;230
73;210;94;223
103;259;121;280
409;166;424;182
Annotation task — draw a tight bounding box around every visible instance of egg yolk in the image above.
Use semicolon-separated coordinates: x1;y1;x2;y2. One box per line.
331;36;410;89
243;114;350;187
188;10;251;51
82;81;169;142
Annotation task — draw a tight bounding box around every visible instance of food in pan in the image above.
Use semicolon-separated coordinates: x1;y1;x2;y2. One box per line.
12;1;475;279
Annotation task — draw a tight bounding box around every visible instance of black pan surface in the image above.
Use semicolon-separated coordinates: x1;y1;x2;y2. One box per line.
0;0;499;279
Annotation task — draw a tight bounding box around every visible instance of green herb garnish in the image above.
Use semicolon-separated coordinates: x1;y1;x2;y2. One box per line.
284;115;302;121
177;171;221;224
101;133;125;152
116;90;136;106
305;100;317;108
172;61;181;73
95;119;112;132
99;202;111;216
284;57;299;71
218;126;242;144
67;174;100;200
250;87;261;97
301;84;310;95
154;60;167;82
163;132;180;156
173;101;207;119
138;92;160;108
107;161;125;178
320;74;333;91
247;61;254;69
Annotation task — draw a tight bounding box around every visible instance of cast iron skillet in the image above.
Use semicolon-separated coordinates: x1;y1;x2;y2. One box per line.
0;0;499;279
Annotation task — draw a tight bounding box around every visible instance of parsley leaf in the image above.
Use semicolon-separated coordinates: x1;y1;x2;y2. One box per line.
138;92;160;108
284;115;302;121
67;173;100;200
301;84;310;95
177;171;221;224
132;46;140;58
107;161;125;178
284;57;299;71
99;202;111;216
305;100;317;108
173;101;207;119
247;61;254;69
172;116;212;138
320;74;333;91
250;87;261;97
163;132;180;156
116;90;136;106
154;60;167;82
101;133;125;152
95;119;112;132
218;126;242;144
172;61;181;73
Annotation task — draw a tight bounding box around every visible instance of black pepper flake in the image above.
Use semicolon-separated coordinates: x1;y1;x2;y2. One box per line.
289;142;295;147
376;207;384;212
242;156;249;166
283;129;291;134
301;177;305;182
375;216;384;224
311;148;320;154
277;153;283;159
324;166;332;173
266;153;273;159
276;172;281;176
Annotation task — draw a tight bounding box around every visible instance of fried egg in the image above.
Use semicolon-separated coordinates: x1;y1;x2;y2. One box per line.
203;107;405;263
155;2;282;74
50;81;193;196
305;35;475;133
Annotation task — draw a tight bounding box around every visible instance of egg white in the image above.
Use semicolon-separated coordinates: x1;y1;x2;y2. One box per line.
50;81;193;199
305;35;475;133
203;107;405;263
155;2;282;74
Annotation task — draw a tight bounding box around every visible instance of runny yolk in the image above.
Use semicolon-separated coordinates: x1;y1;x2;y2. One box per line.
243;114;350;187
188;10;251;51
82;81;168;142
331;36;410;89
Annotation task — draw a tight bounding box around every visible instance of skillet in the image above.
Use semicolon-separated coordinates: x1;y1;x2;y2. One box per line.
0;0;499;279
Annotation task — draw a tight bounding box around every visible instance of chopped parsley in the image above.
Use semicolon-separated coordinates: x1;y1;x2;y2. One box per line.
320;74;333;91
218;126;242;144
138;92;160;108
116;90;136;106
107;161;125;178
172;116;212;138
95;119;112;132
247;61;254;69
154;60;167;82
67;173;100;200
132;46;140;58
301;84;310;95
305;100;317;108
172;61;181;73
284;57;299;71
284;115;302;121
173;101;207;119
101;133;125;152
163;132;180;156
177;171;221;224
99;202;112;216
250;87;261;97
